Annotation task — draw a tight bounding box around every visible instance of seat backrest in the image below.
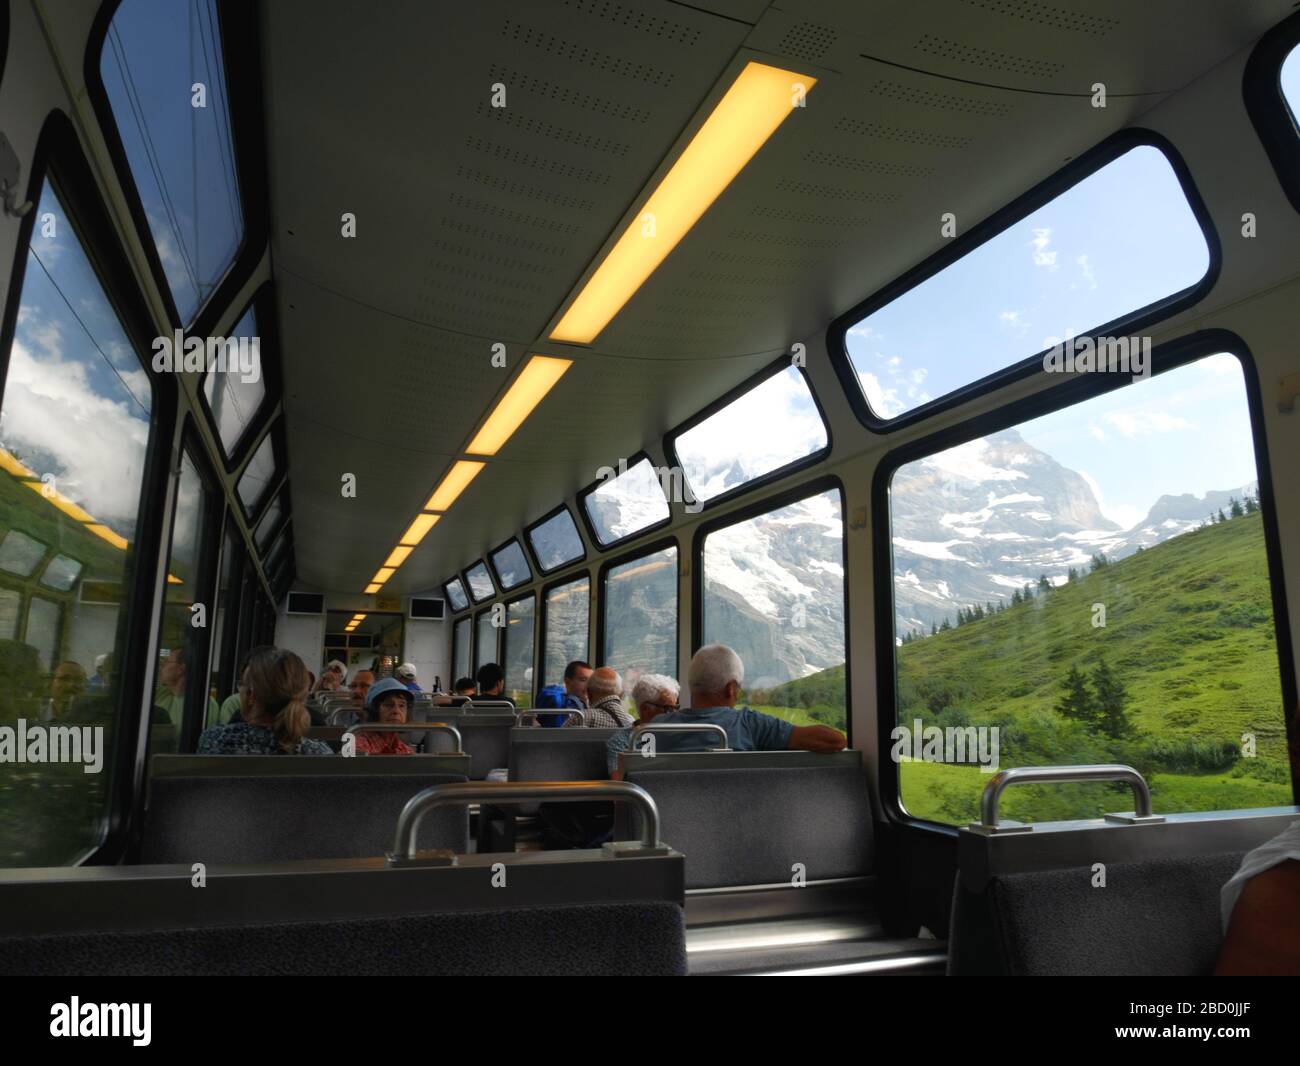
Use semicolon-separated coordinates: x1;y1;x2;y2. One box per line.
414;708;514;778
948;806;1300;976
509;727;621;781
142;760;469;863
620;750;873;890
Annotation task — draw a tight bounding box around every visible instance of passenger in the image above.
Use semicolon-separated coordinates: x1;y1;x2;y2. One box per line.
453;676;477;697
474;662;515;707
311;670;342;695
584;667;633;728
333;669;375;725
1215;818;1300;975
563;660;593;711
216;645;274;724
604;673;680;772
197;648;333;754
87;652;110;691
611;645;845;778
353;677;416;755
395;662;422;693
154;645;219;729
39;661;87;721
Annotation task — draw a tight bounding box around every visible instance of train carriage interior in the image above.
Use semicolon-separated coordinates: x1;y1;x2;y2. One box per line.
0;0;1298;980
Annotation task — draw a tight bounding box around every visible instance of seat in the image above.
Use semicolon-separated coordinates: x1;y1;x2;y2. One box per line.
413;707;514;778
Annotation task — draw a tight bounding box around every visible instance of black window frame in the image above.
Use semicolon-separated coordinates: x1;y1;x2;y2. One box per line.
666;355;833;513
538;568;592;690
595;535;679;681
84;0;270;335
577;450;673;552
691;474;849;743
871;328;1298;832
195;282;284;473
443;575;470;613
502;590;537;705
826;127;1222;435
1244;9;1300;215
524;502;588;576
253;482;290;554
463;560;496;605
235;415;287;524
0;110;179;865
450;613;472;681
488;535;532;592
213;512;244;700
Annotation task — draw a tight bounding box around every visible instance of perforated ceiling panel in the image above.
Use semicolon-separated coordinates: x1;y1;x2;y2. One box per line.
263;0;1295;592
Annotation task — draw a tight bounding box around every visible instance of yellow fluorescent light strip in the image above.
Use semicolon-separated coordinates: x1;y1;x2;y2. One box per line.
384;546;413;569
467;356;573;456
400;513;440;546
364;583;381;594
425;460;485;512
549;61;815;344
372;567;395;584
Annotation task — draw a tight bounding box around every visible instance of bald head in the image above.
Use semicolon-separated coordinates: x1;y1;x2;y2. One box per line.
688;644;744;709
586;666;623;703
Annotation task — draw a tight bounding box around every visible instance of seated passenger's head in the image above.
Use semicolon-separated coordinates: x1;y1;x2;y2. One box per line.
476;662;505;697
688;644;744;709
631;673;679;722
349;670;375;705
242;647;313;751
586;667;623;706
366;677;414;724
51;661;87;705
395;663;417;686
563;660;593;700
453;677;476;696
159;646;187;692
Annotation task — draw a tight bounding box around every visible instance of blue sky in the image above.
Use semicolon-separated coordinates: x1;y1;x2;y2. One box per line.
1283;43;1300;121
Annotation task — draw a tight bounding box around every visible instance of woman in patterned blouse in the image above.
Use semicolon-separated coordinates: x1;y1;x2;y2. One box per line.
198;647;333;755
353;677;416;755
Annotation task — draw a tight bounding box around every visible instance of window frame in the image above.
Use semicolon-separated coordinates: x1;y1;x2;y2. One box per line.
443;576;470;613
502;590;537;706
871;329;1297;832
195;282;284;473
463;560;496;605
538;568;592;691
235;415;287;524
665;355;833;512
1244;9;1300;215
524;502;587;576
488;535;532;592
0;110;179;864
576;449;673;552
826;128;1221;435
213;512;244;701
84;0;270;335
253;482;290;554
450;613;472;683
690;474;849;742
595;535;680;682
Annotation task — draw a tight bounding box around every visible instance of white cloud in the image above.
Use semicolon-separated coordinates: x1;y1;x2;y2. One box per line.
1103;409;1192;438
1030;227;1058;269
1076;253;1097;290
1077;468;1144;530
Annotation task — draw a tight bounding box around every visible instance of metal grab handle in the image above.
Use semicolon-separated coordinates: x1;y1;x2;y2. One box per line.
629;722;729;751
463;700;518;713
978;764;1158;828
345;722;462;750
390;780;664;862
516;709;585;727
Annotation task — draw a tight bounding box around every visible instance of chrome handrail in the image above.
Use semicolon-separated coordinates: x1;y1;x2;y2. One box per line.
462;699;518;713
389;780;665;862
345;722;462;750
516;709;585;727
629;721;729;751
977;764;1162;830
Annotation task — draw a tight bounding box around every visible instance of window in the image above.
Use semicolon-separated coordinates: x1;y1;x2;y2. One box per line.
203;306;265;459
452;615;471;682
542;576;589;689
475;609;497;672
887;351;1288;826
444;577;469;613
673;366;828;505
236;430;276;516
150;451;216;752
40;554;84;592
583;457;671;547
602;544;677;690
254;491;282;552
1283;43;1300;123
701;487;846;732
839;144;1211;423
211;520;239;713
503;595;536;708
528;507;584;573
490;539;531;591
99;0;244;324
465;561;494;603
0;179;156;865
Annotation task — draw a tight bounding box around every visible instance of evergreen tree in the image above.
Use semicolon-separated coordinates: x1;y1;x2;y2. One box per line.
1091;658;1132;739
1055;664;1096;727
940;618;951;632
1067;567;1078;583
1230;496;1244;519
1038;574;1052;592
1089;552;1109;572
1245;492;1259;515
1011;589;1022;606
1218;508;1227;523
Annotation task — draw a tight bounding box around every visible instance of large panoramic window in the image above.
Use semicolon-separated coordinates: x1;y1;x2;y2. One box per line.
701;488;846;732
602;545;677;690
203;306;264;459
888;352;1286;825
444;577;469;613
99;0;244;323
503;595;536;708
541;576;589;689
475;609;497;672
452;615;471;683
490;539;531;591
0;180;155;866
583;457;670;547
675;367;827;504
527;507;584;573
465;561;494;604
843;145;1210;422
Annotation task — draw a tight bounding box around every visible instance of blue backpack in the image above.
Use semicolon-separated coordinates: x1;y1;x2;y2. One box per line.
534;684;568;727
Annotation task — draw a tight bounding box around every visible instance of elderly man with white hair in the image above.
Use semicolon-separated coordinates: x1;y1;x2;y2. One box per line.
604;672;681;773
609;644;846;776
584;666;634;728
